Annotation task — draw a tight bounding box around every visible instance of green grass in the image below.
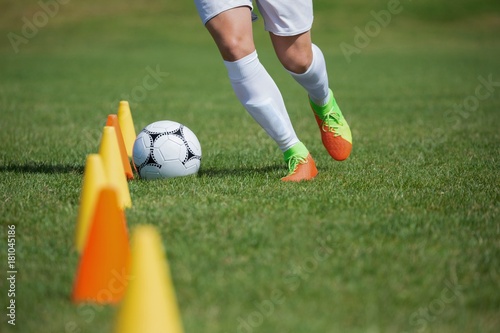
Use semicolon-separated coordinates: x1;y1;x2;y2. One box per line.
0;0;499;332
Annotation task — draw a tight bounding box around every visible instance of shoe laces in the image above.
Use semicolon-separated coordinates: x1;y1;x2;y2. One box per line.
321;111;343;136
287;155;308;175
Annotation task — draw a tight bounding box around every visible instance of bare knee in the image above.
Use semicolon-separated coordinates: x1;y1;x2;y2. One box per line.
278;49;312;73
216;36;255;62
271;32;313;74
205;6;255;62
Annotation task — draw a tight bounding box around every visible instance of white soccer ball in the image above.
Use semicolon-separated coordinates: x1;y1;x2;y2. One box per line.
133;120;202;179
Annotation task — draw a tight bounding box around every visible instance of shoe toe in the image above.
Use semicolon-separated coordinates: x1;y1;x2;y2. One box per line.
322;135;352;161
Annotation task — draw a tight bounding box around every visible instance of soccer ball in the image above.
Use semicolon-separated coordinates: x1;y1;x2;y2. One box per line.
133;120;202;179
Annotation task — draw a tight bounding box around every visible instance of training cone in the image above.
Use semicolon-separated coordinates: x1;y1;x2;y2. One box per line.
106;114;134;180
114;225;184;333
99;126;132;209
71;186;130;304
74;154;108;254
117;101;137;158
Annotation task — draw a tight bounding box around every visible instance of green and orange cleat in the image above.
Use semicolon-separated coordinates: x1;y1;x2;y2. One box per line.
281;142;318;182
310;89;352;161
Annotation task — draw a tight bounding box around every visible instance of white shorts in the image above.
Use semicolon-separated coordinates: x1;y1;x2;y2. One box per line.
194;0;313;36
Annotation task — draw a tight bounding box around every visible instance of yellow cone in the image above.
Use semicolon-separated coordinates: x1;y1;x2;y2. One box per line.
74;154;108;253
117;101;137;158
99;126;132;209
114;225;184;333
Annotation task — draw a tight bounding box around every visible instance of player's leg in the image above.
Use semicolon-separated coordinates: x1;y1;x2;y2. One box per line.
203;6;255;61
270;32;328;106
204;7;302;157
258;0;352;161
195;2;317;181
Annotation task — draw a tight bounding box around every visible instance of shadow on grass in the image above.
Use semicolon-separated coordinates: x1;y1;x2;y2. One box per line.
198;164;284;178
0;161;84;174
0;161;287;177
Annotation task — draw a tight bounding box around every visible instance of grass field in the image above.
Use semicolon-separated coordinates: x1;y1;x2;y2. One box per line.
1;0;499;332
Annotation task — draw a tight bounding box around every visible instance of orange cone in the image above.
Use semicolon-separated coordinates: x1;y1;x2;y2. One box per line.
71;186;130;304
114;225;184;333
117;101;136;158
99;126;132;209
106;114;134;180
74;154;108;254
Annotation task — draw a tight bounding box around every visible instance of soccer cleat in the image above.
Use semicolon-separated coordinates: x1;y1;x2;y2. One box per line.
310;89;352;161
281;142;318;182
281;154;318;182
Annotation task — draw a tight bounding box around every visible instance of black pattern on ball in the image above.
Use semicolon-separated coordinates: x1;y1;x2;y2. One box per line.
136;124;201;177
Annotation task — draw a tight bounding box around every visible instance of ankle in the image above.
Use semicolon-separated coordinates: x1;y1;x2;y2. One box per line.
310;89;334;117
284;142;309;163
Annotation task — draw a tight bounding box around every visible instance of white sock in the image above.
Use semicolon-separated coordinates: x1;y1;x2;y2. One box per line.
224;51;299;152
289;44;330;106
